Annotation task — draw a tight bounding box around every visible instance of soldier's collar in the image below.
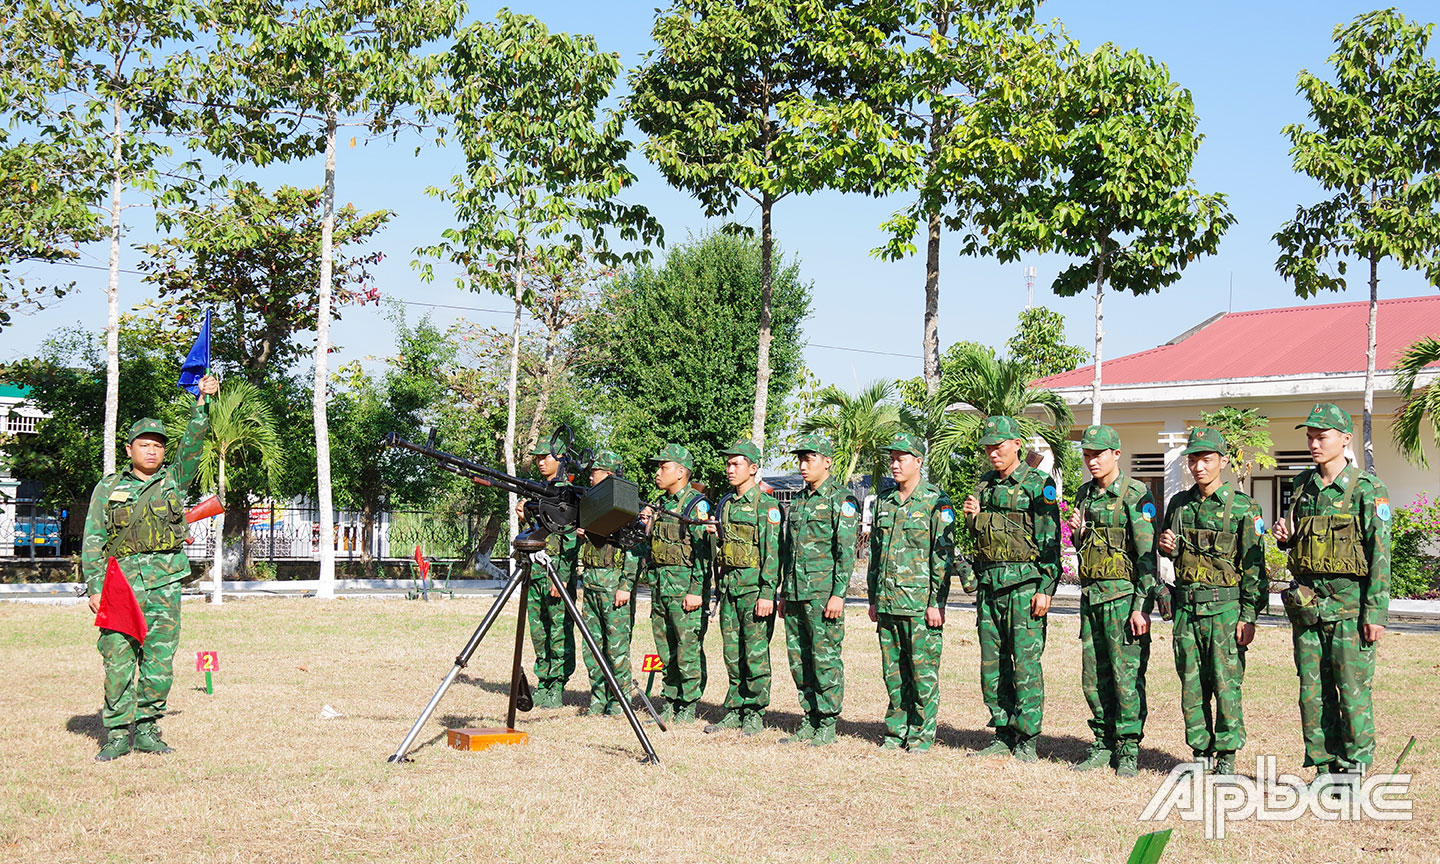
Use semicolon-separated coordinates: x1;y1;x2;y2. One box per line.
1091;469;1125;496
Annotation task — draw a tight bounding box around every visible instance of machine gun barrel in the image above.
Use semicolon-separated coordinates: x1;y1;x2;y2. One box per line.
381;432;552;499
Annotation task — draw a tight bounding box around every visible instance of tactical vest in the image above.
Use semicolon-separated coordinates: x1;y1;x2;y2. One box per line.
716;498;761;569
1289;475;1367;578
106;479;186;557
582;539;621;570
1077;479;1143;581
1175;492;1240;587
650;497;699;566
971;478;1039;564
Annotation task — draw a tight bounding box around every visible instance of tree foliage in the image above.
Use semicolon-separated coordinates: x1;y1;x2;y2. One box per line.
1005;306;1087;381
1392;336;1440;469
1198;406;1276;493
799;380;910;493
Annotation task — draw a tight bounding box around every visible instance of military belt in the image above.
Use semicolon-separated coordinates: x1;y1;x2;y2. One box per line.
1297;575;1358;598
1174;584;1240;605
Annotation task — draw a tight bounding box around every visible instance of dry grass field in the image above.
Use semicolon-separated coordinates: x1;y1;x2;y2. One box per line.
0;595;1434;863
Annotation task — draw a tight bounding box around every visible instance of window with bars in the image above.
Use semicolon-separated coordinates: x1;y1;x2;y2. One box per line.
5;414;36;434
1274;450;1313;471
1130;452;1166;475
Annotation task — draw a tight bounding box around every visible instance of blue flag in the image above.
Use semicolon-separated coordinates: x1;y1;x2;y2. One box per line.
178;309;212;395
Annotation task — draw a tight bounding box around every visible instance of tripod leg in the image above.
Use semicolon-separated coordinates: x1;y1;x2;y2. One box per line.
630;679;668;732
543;560;660;764
387;566;526;763
506;560;533;730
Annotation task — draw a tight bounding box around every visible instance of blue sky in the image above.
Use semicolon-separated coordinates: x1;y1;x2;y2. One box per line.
7;0;1438;393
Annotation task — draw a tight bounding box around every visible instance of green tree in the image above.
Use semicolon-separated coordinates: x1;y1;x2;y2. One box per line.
981;42;1234;425
1274;9;1440;472
799;380;910;498
1198;406;1276;494
575;232;811;495
1392;336;1440;468
418;9;661;542
628;0;865;442
1005;306;1088;381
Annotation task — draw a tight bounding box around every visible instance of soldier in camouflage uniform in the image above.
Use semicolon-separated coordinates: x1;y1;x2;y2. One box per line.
521;441;580;708
704;439;781;736
83;374;217;761
1157;427;1266;776
1068;425;1159;777
1273;404;1390;782
779;433;858;746
867;431;955;754
618;443;711;723
963;415;1060;762
577;449;642;717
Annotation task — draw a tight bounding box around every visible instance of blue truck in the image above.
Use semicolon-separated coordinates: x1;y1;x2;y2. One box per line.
14;515;61;556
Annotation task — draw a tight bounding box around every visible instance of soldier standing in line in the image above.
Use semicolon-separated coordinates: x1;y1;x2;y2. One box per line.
617;443;710;723
963;415;1060;763
518;441;581;708
867;431;955;754
84;374;219;762
1272;404;1390;785
779;434;859;747
1157;427;1266;776
1068;425;1159;777
704;439;781;736
577;449;642;717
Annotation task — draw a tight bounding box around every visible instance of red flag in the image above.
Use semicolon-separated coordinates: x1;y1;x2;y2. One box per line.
94;557;147;644
413;545;430;580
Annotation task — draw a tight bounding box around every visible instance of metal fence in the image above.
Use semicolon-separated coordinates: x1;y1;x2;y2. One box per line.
182;507;495;562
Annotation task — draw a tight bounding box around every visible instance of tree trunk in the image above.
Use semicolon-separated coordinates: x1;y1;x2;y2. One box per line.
751;193;776;446
1363;251;1378;473
360;500;374;567
313;103;338;598
1091;253;1108;427
505;261;523;545
923;209;942;397
523;317;560;456
210;456;226;605
103;97;124;476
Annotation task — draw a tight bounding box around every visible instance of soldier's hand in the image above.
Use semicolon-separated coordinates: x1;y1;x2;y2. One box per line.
925;605;945;627
1067;508;1083;534
549;583;561;599
1030;592;1051;618
88;594;101;615
963;495;980;517
1236;621;1255;647
823;595;844;619
682;593;701;612
1272;517;1290;544
1158;529;1178;555
755;597;774;617
1129;610;1150;637
614;589;631;608
867;603;877;623
704;523;717;535
513;499;526;520
197;374;219;397
1363;623;1386;643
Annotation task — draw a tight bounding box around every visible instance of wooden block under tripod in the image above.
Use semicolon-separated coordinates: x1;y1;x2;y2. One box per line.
447;728;529;751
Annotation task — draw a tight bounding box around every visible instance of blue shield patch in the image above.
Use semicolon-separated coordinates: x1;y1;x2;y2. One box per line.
939;506;955;524
1141;502;1156;523
1253;516;1265;536
840;501;858;518
1043;485;1058;502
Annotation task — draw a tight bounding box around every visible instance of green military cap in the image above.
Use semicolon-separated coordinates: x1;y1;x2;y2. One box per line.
528;440;567;458
790;433;835;457
978;415;1024;446
590;448;623;473
1297;402;1353;434
886;430;925;457
1182;426;1229;457
127;418;168;444
648;442;694;471
718;438;762;464
1079;424;1122;450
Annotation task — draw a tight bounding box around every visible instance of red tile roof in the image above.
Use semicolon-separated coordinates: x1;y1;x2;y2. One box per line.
1036;295;1440;389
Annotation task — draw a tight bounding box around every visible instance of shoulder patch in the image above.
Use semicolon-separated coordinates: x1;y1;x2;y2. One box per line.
1253;516;1265;536
1042;484;1058;502
840;500;857;518
1140;502;1155;523
767;507;781;525
1376;497;1391;522
939;506;955;524
695;500;710;518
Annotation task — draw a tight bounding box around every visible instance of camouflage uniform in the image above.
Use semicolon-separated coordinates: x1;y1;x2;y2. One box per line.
868;431;955;751
579;534;642;714
82;407;209;745
1280;404;1391;773
967;415;1060;756
522;442;580;706
710;440;781;731
625;443;711;716
1072;425;1159;773
1160;428;1266;766
781;434;859;742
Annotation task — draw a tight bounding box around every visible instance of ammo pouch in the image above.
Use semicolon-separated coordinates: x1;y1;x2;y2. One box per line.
1280;581;1321;627
582;540;620;570
1175;492;1240;587
1079;526;1133;582
1289;515;1367;577
649;520;693;567
971;510;1039;564
104;481;185;558
717;520;760;569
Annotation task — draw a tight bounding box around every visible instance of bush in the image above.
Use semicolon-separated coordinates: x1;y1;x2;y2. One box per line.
1392;492;1440;600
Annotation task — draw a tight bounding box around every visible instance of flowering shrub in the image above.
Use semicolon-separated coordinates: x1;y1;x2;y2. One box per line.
1393;492;1440;599
1058;499;1077;582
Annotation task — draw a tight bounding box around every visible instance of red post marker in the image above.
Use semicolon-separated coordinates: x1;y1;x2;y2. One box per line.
642;653;663;698
195;651;219;694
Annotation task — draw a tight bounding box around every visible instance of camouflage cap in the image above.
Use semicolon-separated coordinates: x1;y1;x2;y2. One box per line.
528;440;567;458
886;430;925;457
789;433;835;457
127;418;168;444
718;439;762;464
649;442;694;471
590;448;623;474
1182;426;1229;457
1297;402;1353;434
978;415;1024;446
1079;424;1122;450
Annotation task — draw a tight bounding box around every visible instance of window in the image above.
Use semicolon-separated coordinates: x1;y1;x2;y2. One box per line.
5;414;36;434
1130;452;1165;475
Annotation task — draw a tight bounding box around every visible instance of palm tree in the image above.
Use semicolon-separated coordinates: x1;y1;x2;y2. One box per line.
798;380;906;494
1393;336;1440;468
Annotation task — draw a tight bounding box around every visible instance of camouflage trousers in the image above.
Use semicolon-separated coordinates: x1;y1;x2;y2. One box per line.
876;612;943;748
1080;594;1149;746
1172;602;1246;755
718;591;776;714
976;581;1047;739
1293;616;1376;769
580;581;635;707
97;579;181;729
527;577;576;691
784;597;845;723
651;595;705;707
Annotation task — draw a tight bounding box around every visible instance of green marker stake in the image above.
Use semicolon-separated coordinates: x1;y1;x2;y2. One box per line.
1394;735;1417;772
205;670;213;694
645;668;657;698
1125;829;1172;864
